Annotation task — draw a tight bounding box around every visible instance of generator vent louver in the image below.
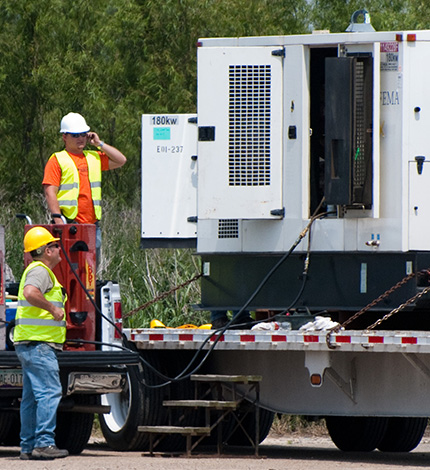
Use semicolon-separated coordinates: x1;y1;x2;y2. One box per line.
218;219;239;239
353;61;366;188
228;65;271;186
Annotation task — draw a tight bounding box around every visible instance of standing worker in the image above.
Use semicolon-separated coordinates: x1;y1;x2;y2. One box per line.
43;112;127;258
14;226;69;460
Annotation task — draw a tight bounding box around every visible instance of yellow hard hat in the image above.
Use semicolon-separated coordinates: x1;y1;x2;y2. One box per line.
24;227;60;253
150;319;166;328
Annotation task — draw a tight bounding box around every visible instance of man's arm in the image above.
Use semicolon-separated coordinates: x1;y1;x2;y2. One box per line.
102;142;127;170
44;185;64;224
23;285;64;322
87;132;127;170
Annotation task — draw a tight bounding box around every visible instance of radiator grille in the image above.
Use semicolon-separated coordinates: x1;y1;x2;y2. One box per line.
218;219;239;239
228;64;271;186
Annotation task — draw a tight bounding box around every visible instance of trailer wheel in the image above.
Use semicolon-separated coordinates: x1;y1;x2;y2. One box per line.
377;417;427;452
325;416;389;451
226;404;274;446
55;395;95;455
0;411;15;444
99;357;163;451
0;411;20;445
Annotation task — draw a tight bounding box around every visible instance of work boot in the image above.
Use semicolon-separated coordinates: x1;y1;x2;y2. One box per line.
32;445;69;460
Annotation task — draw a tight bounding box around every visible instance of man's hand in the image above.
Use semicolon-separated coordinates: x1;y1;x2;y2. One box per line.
23;285;65;322
50;306;65;322
44;185;65;224
87;132;127;170
87;132;103;148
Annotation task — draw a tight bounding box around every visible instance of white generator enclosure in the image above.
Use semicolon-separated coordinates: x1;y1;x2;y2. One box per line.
194;29;430;320
141;114;197;248
141;26;430;325
195;31;430;254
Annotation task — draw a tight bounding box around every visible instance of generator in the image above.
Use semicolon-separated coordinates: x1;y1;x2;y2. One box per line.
142;13;430;328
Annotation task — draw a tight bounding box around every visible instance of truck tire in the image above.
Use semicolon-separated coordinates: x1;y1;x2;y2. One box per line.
0;412;15;444
6;319;15;351
99;357;163;451
225;404;274;446
0;411;20;445
325;416;389;451
377;417;428;452
55;395;95;455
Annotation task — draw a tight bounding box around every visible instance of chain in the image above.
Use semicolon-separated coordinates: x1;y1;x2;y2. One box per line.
123;272;203;320
366;283;430;330
326;271;417;349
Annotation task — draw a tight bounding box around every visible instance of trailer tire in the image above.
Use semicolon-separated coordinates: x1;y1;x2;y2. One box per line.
0;411;20;445
325;416;389;452
55;395;95;455
226;404;274;446
377;417;428;452
99;357;163;451
0;411;15;444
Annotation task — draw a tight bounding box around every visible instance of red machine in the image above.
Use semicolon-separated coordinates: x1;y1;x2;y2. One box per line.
24;224;97;351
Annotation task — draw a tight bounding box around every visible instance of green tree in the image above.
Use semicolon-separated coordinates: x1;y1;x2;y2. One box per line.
0;0;312;324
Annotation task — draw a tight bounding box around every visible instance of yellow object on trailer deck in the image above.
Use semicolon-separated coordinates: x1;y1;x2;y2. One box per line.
149;319;212;329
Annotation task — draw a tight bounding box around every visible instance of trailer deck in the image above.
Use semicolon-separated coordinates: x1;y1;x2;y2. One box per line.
126;328;430;354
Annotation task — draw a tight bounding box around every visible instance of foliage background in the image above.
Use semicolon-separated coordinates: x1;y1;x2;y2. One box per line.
0;0;428;327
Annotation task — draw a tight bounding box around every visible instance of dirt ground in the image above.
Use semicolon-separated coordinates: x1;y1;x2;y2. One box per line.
3;432;430;470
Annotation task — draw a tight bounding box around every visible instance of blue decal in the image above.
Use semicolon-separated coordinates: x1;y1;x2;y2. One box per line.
153;127;171;140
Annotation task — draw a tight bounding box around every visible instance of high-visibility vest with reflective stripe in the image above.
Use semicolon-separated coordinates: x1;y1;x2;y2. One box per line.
14;261;67;344
52;150;102;220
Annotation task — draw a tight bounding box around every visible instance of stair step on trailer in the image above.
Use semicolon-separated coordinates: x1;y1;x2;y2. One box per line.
163;399;238;409
139;426;212;457
139;425;211;435
191;374;262;384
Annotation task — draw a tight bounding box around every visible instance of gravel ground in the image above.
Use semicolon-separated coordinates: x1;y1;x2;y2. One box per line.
2;433;430;470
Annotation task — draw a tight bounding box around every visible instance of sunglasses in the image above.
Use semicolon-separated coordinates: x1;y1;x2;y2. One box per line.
47;243;60;249
68;132;88;138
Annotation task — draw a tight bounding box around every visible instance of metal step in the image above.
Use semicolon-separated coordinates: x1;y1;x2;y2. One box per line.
141;373;262;457
138;425;211;436
163;399;238;410
191;374;262;384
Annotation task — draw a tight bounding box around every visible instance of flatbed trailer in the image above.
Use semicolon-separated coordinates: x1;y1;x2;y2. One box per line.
108;326;430;454
126;327;430;417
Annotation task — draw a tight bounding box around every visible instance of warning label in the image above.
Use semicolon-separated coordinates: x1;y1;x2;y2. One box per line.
381;42;399;71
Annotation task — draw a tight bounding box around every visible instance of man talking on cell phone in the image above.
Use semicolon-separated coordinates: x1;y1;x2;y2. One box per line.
42;112;126;261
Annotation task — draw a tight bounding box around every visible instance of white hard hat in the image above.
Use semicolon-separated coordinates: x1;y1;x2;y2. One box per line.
60;112;90;133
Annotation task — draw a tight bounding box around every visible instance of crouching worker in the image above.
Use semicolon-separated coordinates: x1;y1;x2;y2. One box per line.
14;227;69;460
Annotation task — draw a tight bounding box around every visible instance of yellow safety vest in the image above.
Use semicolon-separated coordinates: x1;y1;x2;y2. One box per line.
14;261;67;344
52;150;102;220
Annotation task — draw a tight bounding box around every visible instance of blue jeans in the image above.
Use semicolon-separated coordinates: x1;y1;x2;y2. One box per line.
15;343;62;452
